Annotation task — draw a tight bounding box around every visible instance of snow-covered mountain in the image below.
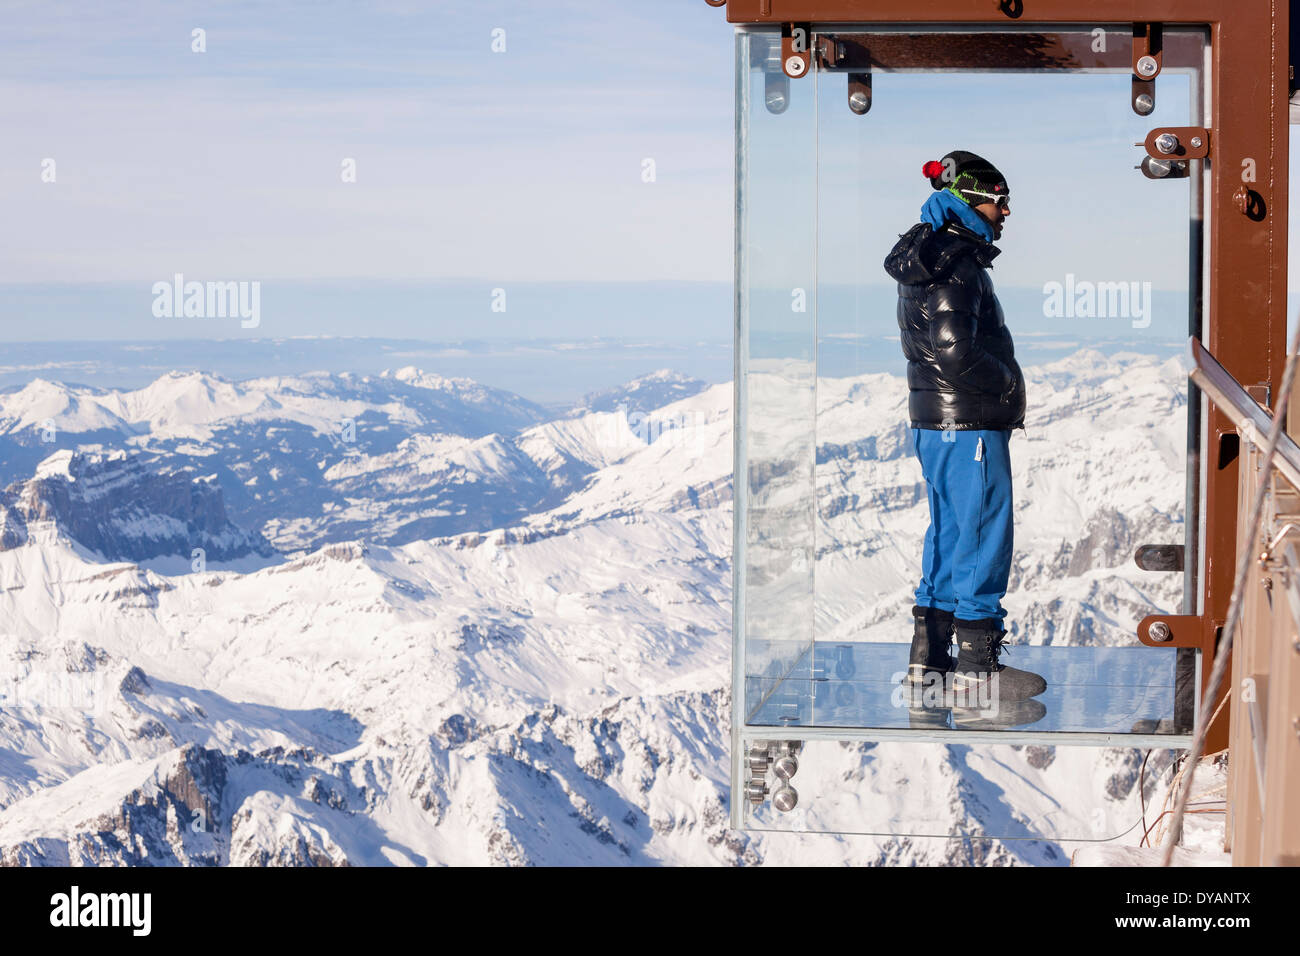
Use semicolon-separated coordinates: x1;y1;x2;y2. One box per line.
0;350;1191;865
0;449;273;564
565;368;710;418
0;369;564;553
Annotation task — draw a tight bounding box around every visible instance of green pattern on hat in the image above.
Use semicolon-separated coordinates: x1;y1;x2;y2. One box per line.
951;168;1008;205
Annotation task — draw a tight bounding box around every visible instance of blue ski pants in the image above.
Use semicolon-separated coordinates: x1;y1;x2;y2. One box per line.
911;428;1014;622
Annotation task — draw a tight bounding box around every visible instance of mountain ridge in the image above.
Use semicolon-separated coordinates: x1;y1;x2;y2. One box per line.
0;349;1191;865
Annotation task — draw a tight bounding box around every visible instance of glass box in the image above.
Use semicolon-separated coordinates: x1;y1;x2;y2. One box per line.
731;24;1207;838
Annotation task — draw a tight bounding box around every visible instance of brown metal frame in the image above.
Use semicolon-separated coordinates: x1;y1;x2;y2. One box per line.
715;1;1291;753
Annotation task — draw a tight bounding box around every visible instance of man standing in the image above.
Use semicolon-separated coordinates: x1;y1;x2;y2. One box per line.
883;149;1045;706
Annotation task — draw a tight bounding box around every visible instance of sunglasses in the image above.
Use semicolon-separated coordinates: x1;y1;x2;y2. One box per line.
966;189;1010;210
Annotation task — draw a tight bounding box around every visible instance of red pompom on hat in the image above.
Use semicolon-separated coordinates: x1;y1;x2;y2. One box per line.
923;150;1009;198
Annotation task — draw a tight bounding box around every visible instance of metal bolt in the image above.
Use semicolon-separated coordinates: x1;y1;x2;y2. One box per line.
772;784;798;812
784;55;806;77
848;90;870;114
746;780;768;805
1134;93;1154;115
1233;185;1250;214
1145;158;1172;178
1190;136;1203;149
1154;132;1180;154
1136;55;1158;77
764;88;788;114
773;752;799;780
1149;621;1173;642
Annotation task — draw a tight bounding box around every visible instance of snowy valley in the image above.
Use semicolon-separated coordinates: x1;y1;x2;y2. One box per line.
0;352;1190;865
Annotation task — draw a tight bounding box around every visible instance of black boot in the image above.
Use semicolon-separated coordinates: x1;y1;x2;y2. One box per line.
951;617;1046;704
904;605;954;687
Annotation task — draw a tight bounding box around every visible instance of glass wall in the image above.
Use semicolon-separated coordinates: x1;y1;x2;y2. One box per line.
736;30;819;725
734;24;1207;836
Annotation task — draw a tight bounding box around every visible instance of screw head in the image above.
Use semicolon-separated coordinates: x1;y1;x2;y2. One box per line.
1190;136;1203;149
1145;157;1172;178
848;90;869;114
772;785;798;812
1149;621;1173;642
1136;55;1158;77
1134;93;1154;115
773;753;799;780
1154;132;1180;154
784;55;806;77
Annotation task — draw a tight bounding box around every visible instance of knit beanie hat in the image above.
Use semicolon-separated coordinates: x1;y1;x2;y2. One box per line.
921;150;1009;207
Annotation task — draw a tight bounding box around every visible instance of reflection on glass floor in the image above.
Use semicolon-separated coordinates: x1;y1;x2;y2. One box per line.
740;736;1182;842
746;642;1190;735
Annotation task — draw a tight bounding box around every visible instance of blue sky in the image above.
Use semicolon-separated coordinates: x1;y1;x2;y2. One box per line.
1;0;734;289
0;4;1294;345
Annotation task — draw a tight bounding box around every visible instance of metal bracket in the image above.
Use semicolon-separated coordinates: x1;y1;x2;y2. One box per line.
814;34;872;114
1135;544;1185;572
815;34;841;69
1132;22;1162;115
1136;126;1206;181
1138;613;1210;648
781;23;812;79
1138;156;1188;179
847;72;872;114
744;740;801;812
1144;127;1211;160
745;743;771;805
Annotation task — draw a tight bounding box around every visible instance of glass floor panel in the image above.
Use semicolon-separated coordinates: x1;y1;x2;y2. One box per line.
739;737;1182;843
745;643;1190;736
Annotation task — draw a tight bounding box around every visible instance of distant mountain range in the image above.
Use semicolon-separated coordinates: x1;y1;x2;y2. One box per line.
0;367;709;554
0;352;1188;865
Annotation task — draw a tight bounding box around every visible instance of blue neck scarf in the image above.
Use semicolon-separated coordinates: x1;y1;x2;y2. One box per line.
919;188;994;242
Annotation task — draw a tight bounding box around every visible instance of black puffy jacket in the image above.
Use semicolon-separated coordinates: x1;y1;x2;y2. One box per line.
883;220;1026;431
